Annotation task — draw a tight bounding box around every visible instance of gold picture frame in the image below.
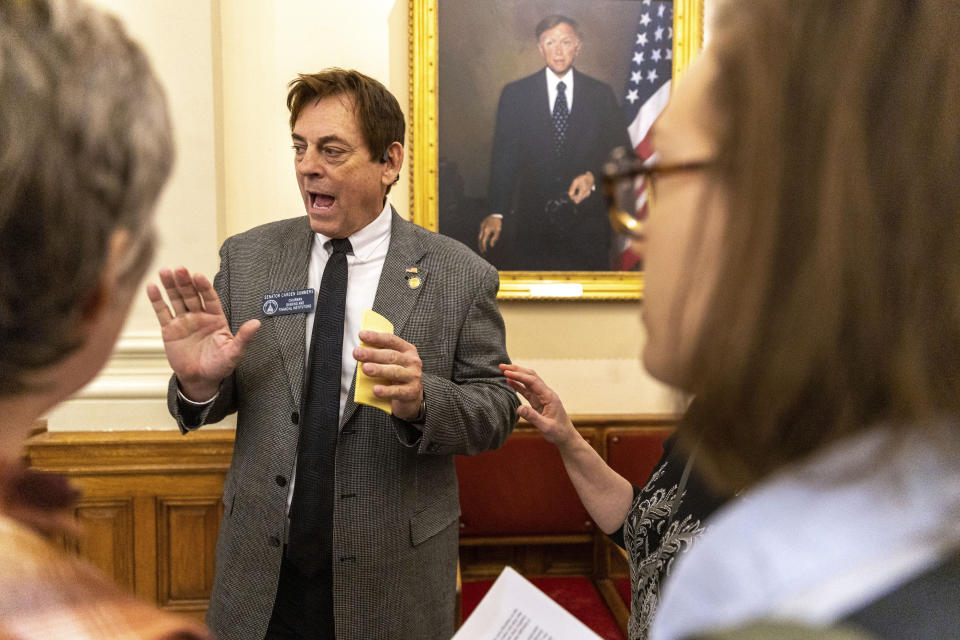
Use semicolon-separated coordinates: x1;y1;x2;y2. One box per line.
409;0;705;300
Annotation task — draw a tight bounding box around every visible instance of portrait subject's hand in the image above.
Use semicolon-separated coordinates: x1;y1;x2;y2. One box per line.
568;172;596;204
354;331;424;421
146;267;260;401
478;215;503;254
499;364;578;450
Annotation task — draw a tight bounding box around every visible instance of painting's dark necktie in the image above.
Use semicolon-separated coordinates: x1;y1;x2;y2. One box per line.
552;80;570;155
287;237;352;578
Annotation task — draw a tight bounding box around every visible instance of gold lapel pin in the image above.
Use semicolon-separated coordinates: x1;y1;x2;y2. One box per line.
408;276;421;289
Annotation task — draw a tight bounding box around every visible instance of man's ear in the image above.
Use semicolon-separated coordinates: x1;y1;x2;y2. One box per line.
79;229;130;323
381;141;404;187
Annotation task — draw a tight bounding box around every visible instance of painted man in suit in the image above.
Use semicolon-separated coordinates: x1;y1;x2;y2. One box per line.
147;69;519;640
478;15;630;270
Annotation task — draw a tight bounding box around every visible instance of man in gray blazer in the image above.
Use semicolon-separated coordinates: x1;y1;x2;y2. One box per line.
147;69;518;640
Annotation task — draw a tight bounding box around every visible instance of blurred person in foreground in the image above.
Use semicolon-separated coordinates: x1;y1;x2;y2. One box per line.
0;0;210;638
507;1;960;639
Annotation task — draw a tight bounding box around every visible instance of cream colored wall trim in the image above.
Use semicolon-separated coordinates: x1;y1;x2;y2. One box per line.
78;332;170;400
78;375;170;401
111;331;166;361
44;331;180;430
44;330;240;430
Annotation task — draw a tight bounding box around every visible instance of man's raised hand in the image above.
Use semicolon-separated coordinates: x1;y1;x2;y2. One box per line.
146;267;260;401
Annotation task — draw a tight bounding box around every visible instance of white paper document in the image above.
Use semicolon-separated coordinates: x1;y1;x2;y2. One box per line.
452;566;604;640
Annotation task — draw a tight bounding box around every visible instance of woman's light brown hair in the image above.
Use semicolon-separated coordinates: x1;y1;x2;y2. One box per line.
677;0;960;491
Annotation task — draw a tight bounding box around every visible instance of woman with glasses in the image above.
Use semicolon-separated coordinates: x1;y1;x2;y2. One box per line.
507;1;960;638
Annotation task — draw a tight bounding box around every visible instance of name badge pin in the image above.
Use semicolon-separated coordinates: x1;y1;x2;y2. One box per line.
261;288;316;316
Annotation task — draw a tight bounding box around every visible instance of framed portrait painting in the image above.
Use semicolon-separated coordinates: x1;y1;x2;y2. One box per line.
410;0;705;299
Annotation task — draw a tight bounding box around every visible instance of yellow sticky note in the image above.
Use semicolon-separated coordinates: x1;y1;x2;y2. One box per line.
353;309;394;413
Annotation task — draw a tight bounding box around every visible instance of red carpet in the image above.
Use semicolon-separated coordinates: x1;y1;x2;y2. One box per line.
461;576;625;640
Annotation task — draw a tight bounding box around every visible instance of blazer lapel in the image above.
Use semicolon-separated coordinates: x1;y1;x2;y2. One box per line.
534;69;554;153
566;69;584;129
340;209;426;427
565;68;591;158
267;218;314;409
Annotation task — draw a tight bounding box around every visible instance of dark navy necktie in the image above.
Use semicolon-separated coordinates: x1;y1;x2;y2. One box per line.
552;80;570;155
287;237;352;578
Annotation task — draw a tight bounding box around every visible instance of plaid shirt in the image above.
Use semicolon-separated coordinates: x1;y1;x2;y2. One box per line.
0;463;212;640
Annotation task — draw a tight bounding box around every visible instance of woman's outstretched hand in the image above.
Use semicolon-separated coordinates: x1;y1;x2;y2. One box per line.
499;363;577;449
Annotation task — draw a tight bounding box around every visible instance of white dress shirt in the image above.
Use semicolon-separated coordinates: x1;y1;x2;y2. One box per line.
650;421;960;639
307;201;391;421
282;202;391;517
546;67;575;113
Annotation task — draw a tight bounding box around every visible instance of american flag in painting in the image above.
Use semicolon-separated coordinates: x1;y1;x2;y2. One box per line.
618;0;673;270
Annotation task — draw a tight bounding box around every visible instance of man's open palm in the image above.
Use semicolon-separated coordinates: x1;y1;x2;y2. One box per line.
146;266;260;400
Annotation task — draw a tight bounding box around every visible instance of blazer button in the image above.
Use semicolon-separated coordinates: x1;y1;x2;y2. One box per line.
291;411;299;425
268;536;281;547
275;475;287;487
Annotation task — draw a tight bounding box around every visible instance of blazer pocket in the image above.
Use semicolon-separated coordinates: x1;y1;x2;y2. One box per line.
410;490;460;547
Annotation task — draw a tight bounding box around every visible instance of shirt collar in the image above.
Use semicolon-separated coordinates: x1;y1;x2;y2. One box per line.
651;422;960;639
315;200;392;262
546;67;574;91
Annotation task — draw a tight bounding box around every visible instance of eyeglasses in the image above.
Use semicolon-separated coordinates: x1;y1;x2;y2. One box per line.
603;146;712;239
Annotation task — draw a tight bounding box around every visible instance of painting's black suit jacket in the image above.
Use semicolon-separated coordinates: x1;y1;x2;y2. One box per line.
488;68;629;270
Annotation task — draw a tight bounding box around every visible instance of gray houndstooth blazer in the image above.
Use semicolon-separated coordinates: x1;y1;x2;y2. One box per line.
168;210;519;640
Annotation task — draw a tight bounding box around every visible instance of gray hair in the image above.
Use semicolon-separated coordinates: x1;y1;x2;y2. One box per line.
0;0;174;395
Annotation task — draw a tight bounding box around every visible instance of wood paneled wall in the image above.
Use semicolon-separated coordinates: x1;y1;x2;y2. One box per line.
24;415;676;621
26;429;234;622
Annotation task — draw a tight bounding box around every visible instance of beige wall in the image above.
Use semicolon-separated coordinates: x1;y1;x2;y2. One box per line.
46;0;681;431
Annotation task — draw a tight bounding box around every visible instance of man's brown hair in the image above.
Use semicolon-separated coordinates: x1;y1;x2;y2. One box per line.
287;68;405;169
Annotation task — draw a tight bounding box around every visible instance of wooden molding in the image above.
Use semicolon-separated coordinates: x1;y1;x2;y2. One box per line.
24;416;676;623
26;429;234;614
27;429;235;475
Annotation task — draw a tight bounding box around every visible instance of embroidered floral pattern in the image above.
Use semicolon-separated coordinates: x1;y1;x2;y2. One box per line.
623;461;709;640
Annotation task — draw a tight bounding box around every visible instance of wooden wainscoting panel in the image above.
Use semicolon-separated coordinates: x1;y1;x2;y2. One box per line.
158;497;222;611
25;415;679;625
26;429;235;616
71;498;135;590
133;495;160;602
26;430;235;476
